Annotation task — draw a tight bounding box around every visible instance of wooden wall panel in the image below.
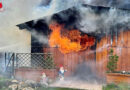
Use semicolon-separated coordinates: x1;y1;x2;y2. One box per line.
43;48;64;68
96;36;109;77
127;48;130;70
120;48;127;71
96;41;102;76
115;47;122;71
112;36;117;47
96;30;130;77
128;31;130;47
43;47;95;77
64;54;72;76
102;44;108;76
123;31;128;47
117;31;123;47
107;35;111;46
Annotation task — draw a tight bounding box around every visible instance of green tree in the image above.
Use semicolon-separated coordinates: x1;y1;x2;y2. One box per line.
107;49;119;72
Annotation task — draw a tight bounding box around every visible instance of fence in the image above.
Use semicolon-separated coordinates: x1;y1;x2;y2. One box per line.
0;53;6;73
16;53;55;69
15;53;57;80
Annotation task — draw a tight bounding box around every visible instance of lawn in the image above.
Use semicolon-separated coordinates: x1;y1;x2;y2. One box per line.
103;83;130;90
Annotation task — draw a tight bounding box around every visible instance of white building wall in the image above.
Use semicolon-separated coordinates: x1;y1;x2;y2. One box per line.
0;26;31;67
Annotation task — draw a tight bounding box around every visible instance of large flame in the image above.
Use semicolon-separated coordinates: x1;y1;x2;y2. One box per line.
49;23;95;54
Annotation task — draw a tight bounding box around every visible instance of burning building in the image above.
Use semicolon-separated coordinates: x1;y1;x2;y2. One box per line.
16;4;130;82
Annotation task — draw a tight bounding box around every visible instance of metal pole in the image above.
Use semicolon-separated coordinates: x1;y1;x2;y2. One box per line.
16;53;18;68
12;53;15;78
5;52;6;68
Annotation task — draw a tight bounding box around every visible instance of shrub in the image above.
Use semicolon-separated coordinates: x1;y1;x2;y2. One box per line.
103;83;130;90
107;49;119;72
43;54;56;69
103;83;118;90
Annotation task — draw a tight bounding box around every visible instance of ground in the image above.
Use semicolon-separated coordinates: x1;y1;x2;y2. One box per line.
50;80;102;90
1;75;130;90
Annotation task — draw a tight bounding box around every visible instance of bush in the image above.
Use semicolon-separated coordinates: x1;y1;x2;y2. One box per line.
43;54;56;69
107;49;119;72
103;83;118;90
118;83;130;90
103;83;130;90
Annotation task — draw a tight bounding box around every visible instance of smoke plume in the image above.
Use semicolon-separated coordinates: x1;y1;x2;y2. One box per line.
82;0;130;9
0;0;83;29
73;61;103;83
49;5;130;37
77;6;130;34
31;30;48;44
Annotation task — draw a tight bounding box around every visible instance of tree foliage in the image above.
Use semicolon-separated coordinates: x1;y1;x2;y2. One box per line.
107;49;119;72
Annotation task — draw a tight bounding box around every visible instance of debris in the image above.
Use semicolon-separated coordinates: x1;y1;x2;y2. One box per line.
9;84;18;90
22;87;34;90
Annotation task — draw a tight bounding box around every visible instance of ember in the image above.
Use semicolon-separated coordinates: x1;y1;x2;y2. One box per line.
49;23;95;54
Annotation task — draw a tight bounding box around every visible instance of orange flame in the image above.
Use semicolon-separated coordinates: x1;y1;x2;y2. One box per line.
49;23;95;54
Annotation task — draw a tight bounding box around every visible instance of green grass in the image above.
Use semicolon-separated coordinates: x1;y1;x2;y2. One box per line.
103;83;130;90
0;77;11;87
